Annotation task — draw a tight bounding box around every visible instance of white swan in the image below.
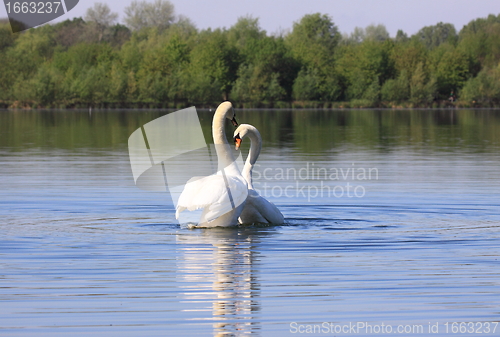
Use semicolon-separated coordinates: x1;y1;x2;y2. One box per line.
233;124;285;225
175;102;248;227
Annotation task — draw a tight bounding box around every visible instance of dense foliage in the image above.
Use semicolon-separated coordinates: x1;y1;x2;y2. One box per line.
1;4;500;108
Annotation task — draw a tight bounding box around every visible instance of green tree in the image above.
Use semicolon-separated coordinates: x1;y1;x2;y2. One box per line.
119;35;144;72
231;30;297;102
109;63;128;103
70;64;110;105
458;14;500;73
266;73;286;102
362;78;381;105
286;13;342;101
390;39;428;77
135;32;190;103
227;16;265;60
380;70;410;102
336;39;394;100
286;13;340;69
52;42;116;73
410;62;437;105
52;18;86;47
230;65;251;102
139;34;188;76
292;68;320;101
415;22;457;49
32;65;65;106
395;29;409;43
187;29;239;101
0;21;16;51
4;10;500;108
7;26;55;75
106;24;132;48
460;64;500;105
430;44;470;98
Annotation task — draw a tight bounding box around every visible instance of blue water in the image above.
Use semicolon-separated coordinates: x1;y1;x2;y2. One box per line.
1;109;500;336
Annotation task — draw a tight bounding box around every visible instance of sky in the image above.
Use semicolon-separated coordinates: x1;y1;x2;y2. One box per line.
2;0;500;36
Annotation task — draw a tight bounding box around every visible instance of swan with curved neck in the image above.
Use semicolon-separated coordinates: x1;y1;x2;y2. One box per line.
234;124;284;225
234;124;261;189
212;101;239;175
175;102;247;227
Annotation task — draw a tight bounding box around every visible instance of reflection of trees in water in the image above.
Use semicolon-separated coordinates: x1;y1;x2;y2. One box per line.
177;228;266;336
2;109;500;153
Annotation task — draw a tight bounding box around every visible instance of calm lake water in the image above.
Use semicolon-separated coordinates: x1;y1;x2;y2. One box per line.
1;109;500;336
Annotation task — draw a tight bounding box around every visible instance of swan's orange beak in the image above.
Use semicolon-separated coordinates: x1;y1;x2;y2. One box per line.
234;135;242;150
231;116;238;127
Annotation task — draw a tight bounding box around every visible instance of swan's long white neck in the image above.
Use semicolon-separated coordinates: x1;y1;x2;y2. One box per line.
212;103;239;175
212;104;230;146
242;127;262;190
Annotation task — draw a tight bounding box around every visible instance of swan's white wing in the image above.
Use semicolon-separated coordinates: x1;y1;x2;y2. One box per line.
176;174;248;223
239;189;285;225
238;194;267;224
202;175;248;222
175;176;208;217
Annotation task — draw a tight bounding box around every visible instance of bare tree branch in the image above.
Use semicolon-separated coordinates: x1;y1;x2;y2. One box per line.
124;0;175;32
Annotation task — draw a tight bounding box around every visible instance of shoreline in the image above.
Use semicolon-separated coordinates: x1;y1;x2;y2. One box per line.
1;101;498;111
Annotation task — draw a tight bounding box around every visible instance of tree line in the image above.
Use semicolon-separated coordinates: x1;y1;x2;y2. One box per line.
0;0;499;109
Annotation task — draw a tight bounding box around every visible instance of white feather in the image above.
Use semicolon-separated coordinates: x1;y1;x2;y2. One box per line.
176;174;247;223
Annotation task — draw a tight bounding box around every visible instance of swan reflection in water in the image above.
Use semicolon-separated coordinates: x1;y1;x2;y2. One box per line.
177;227;271;336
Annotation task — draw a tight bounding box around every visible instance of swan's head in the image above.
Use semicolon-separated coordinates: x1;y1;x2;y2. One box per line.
216;101;238;127
233;124;258;150
234;134;242;150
